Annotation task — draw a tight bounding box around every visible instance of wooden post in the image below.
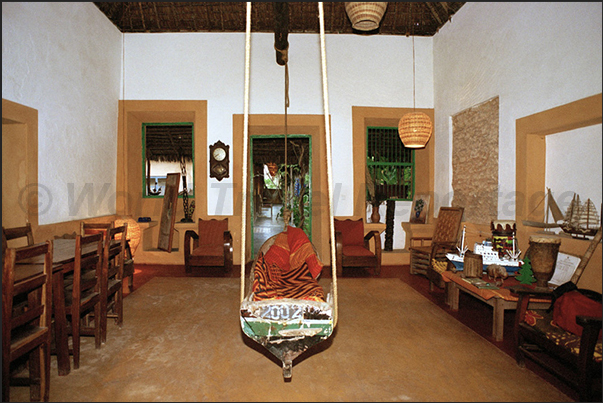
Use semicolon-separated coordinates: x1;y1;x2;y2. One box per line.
273;2;289;66
570;227;602;284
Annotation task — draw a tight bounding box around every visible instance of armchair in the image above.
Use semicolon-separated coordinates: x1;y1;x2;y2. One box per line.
409;206;464;277
334;218;381;277
184;218;233;274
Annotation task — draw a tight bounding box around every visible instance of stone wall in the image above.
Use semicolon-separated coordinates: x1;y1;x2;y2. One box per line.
451;96;499;224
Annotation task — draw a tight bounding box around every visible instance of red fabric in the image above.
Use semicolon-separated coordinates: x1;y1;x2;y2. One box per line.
198;219;227;246
252;251;325;302
191;245;223;257
342;245;375;257
264;233;290;272
264;227;323;279
334;219;364;246
553;290;602;337
286;226;323;279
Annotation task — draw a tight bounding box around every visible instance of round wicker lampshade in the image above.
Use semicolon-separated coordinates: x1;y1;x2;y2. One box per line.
345;2;388;31
398;112;433;148
114;216;142;255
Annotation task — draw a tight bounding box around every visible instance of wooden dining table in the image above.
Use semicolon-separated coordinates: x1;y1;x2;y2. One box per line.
17;238;100;376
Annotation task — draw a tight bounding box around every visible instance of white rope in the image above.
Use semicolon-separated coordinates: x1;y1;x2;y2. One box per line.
318;2;338;327
240;2;251;303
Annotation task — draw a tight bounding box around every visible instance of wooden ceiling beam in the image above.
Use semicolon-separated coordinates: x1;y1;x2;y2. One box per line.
273;2;289;66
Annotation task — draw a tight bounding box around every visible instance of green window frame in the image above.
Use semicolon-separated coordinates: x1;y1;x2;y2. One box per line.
142;122;195;198
366;126;414;201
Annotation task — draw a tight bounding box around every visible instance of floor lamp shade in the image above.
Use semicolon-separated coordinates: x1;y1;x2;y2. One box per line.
398;112;433;148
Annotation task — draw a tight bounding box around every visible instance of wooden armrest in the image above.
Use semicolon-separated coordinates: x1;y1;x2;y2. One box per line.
223;231;233;254
364;230;380;243
576;315;603;329
512;286;554;334
364;230;382;259
409;236;432;248
184;230;199;255
509;285;554;298
334;231;343;254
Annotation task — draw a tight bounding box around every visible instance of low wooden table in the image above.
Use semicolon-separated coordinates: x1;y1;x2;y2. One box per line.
441;271;551;342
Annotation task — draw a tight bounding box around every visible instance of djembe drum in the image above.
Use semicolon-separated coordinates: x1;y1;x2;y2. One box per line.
527;234;561;289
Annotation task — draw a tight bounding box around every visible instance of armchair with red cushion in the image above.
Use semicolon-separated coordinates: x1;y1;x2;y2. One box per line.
184;218;233;274
334;218;381;277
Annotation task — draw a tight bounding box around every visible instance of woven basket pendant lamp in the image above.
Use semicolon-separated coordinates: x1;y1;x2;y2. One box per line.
398;32;433;148
345;2;388;31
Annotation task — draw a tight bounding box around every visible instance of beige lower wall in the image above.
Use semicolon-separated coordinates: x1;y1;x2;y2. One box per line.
5;95;600;291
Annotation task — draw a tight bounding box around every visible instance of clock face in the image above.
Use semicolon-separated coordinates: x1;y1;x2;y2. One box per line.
213;147;226;162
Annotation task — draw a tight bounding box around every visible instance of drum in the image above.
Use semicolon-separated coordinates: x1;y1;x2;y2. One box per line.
463;251;483;278
491;220;516;258
527;234;561;289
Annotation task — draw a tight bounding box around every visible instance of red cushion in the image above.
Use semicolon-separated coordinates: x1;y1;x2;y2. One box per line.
342;245;375;257
335;219;364;246
264;233;290;272
198;219;228;246
553;290;602;337
191;245;223;257
287;226;323;279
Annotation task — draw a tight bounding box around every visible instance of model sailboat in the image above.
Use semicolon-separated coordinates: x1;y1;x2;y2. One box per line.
523;188;601;238
560;194;601;238
522;187;564;229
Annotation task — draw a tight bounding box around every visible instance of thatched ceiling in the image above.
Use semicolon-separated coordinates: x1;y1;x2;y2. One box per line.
252;137;309;167
145;124;193;162
94;2;465;36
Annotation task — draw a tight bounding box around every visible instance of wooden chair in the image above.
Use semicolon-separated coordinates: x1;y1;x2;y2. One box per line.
333;218;382;277
184;218;233;274
2;241;53;402
81;221;113;238
81;221;134;292
3;223;35;251
512;228;602;402
100;225;127;344
63;233;103;369
409;207;464;276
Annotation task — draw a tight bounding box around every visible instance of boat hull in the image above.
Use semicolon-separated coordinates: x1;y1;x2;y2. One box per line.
446;253;522;274
240;297;334;378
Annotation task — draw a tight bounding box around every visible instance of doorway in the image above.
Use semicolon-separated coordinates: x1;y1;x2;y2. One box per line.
251;135;312;256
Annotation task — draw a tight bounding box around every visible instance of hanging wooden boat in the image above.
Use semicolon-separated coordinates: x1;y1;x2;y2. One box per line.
240;232;335;379
239;2;338;380
522;187;564;229
560;194;601;238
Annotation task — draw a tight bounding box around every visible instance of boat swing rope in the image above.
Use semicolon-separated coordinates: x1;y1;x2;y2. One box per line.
239;2;338;326
318;2;338;326
279;47;291;229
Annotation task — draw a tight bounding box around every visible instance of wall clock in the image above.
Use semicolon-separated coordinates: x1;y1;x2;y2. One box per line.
209;140;230;181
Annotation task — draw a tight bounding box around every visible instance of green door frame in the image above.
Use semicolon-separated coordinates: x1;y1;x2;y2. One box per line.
250;134;312;257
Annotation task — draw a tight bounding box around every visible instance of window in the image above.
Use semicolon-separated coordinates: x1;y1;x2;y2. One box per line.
366;126;414;201
142;123;194;197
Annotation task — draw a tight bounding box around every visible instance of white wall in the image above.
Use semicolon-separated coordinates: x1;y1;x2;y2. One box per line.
434;2;602;219
6;2;600;230
2;2;122;225
124;32;433;216
546;124;603;223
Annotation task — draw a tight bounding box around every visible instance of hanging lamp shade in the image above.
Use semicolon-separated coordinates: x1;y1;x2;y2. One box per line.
266;162;278;177
398;111;433;148
345;2;388;31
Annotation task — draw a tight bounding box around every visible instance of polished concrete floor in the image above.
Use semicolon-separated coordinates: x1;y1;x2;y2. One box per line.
113;209;590;401
252;203;285;255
